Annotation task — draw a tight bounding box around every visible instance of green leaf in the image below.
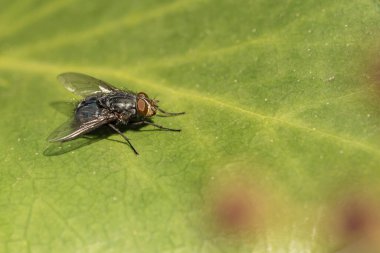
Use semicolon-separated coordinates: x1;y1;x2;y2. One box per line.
1;0;380;252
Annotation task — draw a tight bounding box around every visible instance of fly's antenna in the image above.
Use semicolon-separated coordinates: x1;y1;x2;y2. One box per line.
156;108;185;117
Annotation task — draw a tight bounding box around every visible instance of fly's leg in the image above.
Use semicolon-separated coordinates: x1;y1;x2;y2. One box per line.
131;121;181;132
108;123;139;155
157;108;185;117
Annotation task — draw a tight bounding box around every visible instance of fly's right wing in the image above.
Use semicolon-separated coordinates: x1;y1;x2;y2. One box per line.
48;113;117;142
57;72;121;97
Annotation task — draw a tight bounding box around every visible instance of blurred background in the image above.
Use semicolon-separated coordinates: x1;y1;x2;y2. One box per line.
1;0;380;252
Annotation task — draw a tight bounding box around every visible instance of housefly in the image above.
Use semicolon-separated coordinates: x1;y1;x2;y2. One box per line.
48;72;184;155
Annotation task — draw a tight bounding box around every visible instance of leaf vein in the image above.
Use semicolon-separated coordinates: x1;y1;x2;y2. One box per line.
0;0;76;39
0;56;379;156
3;0;207;56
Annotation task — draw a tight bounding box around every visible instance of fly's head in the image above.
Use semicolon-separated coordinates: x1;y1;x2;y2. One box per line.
136;92;158;117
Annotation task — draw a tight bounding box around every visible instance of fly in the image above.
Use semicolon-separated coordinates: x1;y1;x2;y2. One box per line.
48;72;184;155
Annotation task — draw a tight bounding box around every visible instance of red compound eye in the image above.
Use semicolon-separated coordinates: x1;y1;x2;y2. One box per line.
137;98;148;116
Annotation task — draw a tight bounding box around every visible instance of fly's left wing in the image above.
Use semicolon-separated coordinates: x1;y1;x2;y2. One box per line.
48;113;117;142
57;72;122;97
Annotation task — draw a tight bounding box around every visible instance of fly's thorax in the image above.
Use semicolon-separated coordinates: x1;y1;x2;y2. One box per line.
98;92;137;115
136;92;158;117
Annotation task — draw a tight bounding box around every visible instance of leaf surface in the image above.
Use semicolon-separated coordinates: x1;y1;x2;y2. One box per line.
1;0;380;252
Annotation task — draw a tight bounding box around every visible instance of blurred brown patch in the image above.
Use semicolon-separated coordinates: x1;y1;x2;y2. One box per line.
336;198;378;239
364;46;380;97
213;185;259;233
201;171;272;239
327;191;380;252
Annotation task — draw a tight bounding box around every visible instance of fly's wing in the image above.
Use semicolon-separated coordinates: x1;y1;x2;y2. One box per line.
57;72;121;97
48;114;117;142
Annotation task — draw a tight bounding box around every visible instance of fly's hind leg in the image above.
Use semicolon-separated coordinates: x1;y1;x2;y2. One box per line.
108;123;139;155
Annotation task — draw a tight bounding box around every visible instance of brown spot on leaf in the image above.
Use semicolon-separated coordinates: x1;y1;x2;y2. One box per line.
338;198;375;238
202;174;270;238
328;192;380;251
214;188;257;233
364;47;380;97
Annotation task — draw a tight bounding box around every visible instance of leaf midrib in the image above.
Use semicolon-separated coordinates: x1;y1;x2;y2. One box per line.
0;55;378;157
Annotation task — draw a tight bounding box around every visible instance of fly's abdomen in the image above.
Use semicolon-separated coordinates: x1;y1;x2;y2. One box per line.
75;97;104;123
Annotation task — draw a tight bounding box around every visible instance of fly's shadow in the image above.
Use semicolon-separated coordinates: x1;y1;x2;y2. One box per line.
44;101;163;156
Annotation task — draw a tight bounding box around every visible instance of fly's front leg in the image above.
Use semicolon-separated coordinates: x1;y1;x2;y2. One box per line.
130;120;181;132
